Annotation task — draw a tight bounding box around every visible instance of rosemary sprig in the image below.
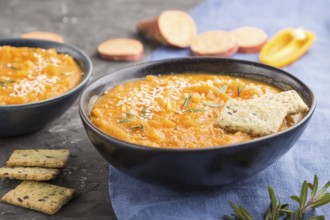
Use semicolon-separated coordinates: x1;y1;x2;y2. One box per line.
203;103;224;108
183;95;192;107
182;108;204;113
265;186;292;220
224;202;253;220
218;85;228;94
223;175;330;220
291;175;330;220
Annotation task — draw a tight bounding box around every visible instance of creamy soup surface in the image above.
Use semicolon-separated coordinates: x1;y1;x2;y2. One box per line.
90;74;300;149
0;46;82;105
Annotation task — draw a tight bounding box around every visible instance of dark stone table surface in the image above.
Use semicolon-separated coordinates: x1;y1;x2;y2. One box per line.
0;0;200;219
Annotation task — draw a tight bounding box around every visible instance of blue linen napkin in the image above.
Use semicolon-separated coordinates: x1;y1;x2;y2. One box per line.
109;0;330;219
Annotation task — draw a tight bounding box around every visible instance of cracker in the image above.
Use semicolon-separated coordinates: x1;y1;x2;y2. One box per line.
0;166;59;181
258;90;309;114
6;149;69;168
218;90;309;136
1;181;74;215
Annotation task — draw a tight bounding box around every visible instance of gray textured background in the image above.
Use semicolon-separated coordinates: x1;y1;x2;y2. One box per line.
0;0;200;219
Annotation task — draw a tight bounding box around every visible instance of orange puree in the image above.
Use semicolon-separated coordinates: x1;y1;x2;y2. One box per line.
0;46;82;105
90;74;290;149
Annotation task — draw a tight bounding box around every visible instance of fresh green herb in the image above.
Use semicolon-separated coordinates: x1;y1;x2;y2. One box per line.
292;175;330;220
183;95;192;108
130;125;144;131
8;64;18;71
203;103;224;108
126;112;138;117
223;175;330;220
182;108;204;113
218;85;228;94
119;118;131;124
224;202;253;220
0;80;15;87
141;108;148;119
264;186;292;220
237;84;245;97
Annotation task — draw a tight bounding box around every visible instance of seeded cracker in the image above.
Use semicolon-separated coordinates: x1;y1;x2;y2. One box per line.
0;166;59;181
1;181;74;215
218;90;309;136
6;149;69;168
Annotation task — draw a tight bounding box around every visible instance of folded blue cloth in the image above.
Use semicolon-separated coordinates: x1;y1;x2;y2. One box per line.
109;0;330;219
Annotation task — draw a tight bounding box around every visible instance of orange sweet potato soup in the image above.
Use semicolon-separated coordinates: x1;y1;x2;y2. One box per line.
90;74;298;149
0;46;82;105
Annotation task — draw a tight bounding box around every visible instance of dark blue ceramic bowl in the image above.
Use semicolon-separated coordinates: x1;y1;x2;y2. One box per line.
79;58;316;187
0;39;92;137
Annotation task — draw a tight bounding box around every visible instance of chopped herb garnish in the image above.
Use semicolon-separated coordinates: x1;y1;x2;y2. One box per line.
8;65;18;71
126;112;138;117
203;103;224;108
141;108;148;119
218;85;228;94
0;80;15;87
119;118;131;124
130;125;145;131
182;108;204;113
237;84;245;97
183;95;192;108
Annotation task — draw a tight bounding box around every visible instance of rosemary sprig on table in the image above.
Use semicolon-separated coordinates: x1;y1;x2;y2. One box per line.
223;175;330;220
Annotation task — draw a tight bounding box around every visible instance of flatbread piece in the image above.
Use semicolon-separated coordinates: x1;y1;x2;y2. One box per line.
0;166;59;181
217;90;309;136
6;149;69;168
1;181;74;215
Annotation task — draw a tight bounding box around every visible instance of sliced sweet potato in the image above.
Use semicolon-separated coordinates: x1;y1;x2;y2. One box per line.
190;30;238;57
230;26;268;53
137;10;197;48
97;38;144;61
20;31;64;43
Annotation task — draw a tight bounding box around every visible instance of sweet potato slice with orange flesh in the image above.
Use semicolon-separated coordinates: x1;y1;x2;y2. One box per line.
97;38;144;61
191;30;238;57
137;10;197;48
20;31;64;43
230;26;268;53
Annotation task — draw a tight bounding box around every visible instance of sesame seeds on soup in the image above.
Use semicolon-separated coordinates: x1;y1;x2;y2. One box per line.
0;46;82;105
90;74;298;149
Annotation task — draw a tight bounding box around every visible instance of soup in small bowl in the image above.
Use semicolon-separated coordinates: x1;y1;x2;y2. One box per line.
0;39;92;137
79;57;315;187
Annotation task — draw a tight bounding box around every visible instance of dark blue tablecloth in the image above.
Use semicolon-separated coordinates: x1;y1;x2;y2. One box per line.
109;0;330;219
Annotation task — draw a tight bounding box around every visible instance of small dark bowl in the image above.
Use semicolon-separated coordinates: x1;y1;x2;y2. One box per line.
0;39;92;137
79;58;316;187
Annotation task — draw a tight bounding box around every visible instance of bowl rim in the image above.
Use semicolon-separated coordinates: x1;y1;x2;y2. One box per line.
0;38;93;109
79;57;316;152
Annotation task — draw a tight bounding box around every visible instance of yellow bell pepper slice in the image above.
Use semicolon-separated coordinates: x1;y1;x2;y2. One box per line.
259;28;316;68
